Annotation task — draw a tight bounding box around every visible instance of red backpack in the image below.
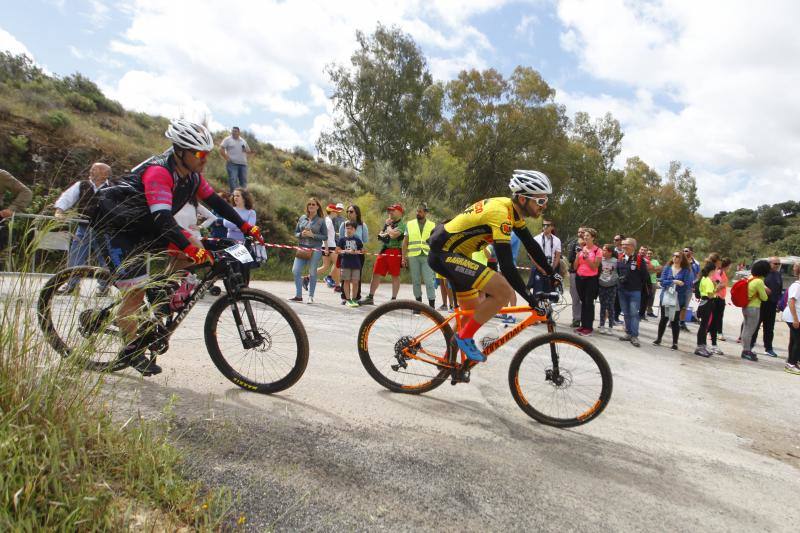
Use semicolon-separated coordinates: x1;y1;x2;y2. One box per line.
730;277;752;307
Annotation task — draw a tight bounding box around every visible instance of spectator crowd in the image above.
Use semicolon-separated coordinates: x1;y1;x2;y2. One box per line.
2;122;798;377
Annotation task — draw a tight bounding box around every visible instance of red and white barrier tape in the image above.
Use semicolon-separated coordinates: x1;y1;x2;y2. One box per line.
261;242;533;270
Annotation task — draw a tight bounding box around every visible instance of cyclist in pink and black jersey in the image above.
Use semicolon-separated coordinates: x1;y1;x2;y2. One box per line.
96;119;265;375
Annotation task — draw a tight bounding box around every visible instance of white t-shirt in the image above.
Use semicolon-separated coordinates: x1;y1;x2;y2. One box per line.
221;135;250;165
534;233;562;266
324;216;336;248
783;281;800;322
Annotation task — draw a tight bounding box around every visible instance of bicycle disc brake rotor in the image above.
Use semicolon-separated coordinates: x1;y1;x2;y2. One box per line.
545;367;573;389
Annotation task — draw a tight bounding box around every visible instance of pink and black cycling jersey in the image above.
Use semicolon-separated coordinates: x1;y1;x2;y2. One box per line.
142;165;215;215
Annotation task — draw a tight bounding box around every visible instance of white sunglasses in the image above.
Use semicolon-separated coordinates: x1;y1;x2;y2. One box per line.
521;195;548;206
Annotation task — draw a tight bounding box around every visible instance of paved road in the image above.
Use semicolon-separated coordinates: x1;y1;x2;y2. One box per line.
11;276;800;531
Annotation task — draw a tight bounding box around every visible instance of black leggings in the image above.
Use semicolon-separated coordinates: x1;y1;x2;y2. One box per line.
575;275;599;330
712;297;725;335
657;306;681;345
696;300;717;346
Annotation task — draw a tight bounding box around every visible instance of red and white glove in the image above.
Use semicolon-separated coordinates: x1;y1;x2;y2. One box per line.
183;244;214;265
241;222;265;245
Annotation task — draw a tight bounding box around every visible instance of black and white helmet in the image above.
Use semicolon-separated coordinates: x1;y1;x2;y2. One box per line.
165;119;214;152
509;170;552;196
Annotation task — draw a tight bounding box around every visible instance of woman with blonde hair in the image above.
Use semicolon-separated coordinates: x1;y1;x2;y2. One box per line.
290;197;327;304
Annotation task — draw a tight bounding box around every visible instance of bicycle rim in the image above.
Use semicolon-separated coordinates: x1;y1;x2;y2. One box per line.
38;266;128;372
205;289;309;393
509;333;612;427
357;299;453;394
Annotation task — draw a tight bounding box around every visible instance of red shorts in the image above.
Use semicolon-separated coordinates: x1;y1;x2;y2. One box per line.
374;248;402;277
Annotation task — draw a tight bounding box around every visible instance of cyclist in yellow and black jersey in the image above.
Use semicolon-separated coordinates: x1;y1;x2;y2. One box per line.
428;170;561;362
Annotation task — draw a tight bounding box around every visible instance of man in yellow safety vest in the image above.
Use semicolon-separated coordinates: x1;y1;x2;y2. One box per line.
402;204;437;307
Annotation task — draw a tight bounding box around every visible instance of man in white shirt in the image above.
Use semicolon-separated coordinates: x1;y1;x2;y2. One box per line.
529;218;562;293
219;126;251;191
54;162;113;293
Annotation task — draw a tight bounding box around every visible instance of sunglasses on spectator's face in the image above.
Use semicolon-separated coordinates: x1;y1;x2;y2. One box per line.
683;249;691;253
192;150;209;160
347;209;355;213
771;262;780;265
673;253;680;258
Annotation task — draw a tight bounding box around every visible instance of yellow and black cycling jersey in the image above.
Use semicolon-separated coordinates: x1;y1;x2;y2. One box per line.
430;197;526;256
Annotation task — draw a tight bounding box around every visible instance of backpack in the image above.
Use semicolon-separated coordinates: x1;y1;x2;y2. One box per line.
730;277;752;307
779;284;796;312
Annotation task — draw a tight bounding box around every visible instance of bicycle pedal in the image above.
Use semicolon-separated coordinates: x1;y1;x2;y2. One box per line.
450;368;470;385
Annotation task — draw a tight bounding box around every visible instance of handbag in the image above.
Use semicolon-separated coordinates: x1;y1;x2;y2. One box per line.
295;247;313;260
661;285;677;307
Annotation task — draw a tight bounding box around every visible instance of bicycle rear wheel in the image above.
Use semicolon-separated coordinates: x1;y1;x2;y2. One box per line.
508;332;612;427
37;266;128;372
357;299;453;394
204;288;309;393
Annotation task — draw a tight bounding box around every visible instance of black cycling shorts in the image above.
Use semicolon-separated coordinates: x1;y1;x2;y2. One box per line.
106;230;171;288
427;249;495;301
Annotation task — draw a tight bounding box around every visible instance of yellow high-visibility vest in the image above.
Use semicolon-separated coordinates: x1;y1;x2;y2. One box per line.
406;218;435;256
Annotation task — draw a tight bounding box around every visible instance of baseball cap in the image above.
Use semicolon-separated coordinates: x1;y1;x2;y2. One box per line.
335;202;344;211
387;203;404;213
326;203;337;212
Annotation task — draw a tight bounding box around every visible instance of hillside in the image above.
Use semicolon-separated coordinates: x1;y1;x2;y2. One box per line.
0;52;372;251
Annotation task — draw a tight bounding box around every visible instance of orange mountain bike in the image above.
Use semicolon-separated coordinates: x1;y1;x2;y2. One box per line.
357;293;612;428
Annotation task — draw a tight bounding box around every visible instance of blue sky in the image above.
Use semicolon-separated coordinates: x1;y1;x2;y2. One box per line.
1;0;798;215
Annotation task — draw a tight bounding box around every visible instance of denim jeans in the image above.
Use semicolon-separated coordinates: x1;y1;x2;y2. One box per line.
226;162;248;191
292;250;322;297
527;269;552;294
618;288;642;337
66;224;110;289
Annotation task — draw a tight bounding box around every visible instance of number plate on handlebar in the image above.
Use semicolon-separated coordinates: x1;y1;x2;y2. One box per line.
224;243;254;264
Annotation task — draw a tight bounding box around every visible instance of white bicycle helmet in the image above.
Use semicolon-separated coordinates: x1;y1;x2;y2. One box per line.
509;169;552;196
165;119;214;152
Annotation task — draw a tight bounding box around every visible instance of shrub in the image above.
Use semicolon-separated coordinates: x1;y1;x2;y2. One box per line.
97;97;124;116
292;145;314;160
45;110;71;130
292;158;313;173
282;159;293;169
65;92;97;113
9;134;29;154
763;225;784;243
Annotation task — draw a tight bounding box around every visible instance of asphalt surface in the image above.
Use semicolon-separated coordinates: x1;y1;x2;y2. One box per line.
6;275;800;531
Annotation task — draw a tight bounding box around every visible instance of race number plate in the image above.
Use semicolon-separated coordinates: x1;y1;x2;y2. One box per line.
225;243;254;264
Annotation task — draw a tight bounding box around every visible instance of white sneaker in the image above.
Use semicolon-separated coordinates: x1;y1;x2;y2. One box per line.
307;296;315;304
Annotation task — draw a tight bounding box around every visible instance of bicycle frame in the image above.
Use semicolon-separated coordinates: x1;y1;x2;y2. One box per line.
403;303;554;370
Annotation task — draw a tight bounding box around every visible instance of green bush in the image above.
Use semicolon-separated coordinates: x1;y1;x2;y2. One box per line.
292;145;314;160
97;97;124;116
8;134;29;154
65;92;97;113
45;110;71;130
292;158;314;173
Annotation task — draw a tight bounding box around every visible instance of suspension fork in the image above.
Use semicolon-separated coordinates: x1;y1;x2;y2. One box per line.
546;316;560;374
221;274;262;348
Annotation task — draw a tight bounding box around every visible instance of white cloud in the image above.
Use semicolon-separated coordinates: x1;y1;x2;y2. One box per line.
515;14;538;44
86;0;111;26
104;1;498;124
101;70;215;124
0;26;34;58
556;0;800;214
249;120;307;149
429;49;488;81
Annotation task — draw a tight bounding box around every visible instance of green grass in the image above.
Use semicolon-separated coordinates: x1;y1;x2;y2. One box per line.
0;223;232;529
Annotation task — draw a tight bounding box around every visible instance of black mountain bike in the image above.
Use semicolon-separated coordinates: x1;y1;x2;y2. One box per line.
38;237;309;393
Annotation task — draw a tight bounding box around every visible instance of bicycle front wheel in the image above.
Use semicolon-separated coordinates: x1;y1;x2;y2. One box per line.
37;266;128;372
204;288;309;394
508;332;612;428
357;299;453;394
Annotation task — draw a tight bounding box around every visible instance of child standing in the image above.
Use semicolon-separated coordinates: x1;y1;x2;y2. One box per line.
694;264;719;357
336;221;364;307
597;244;619;335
